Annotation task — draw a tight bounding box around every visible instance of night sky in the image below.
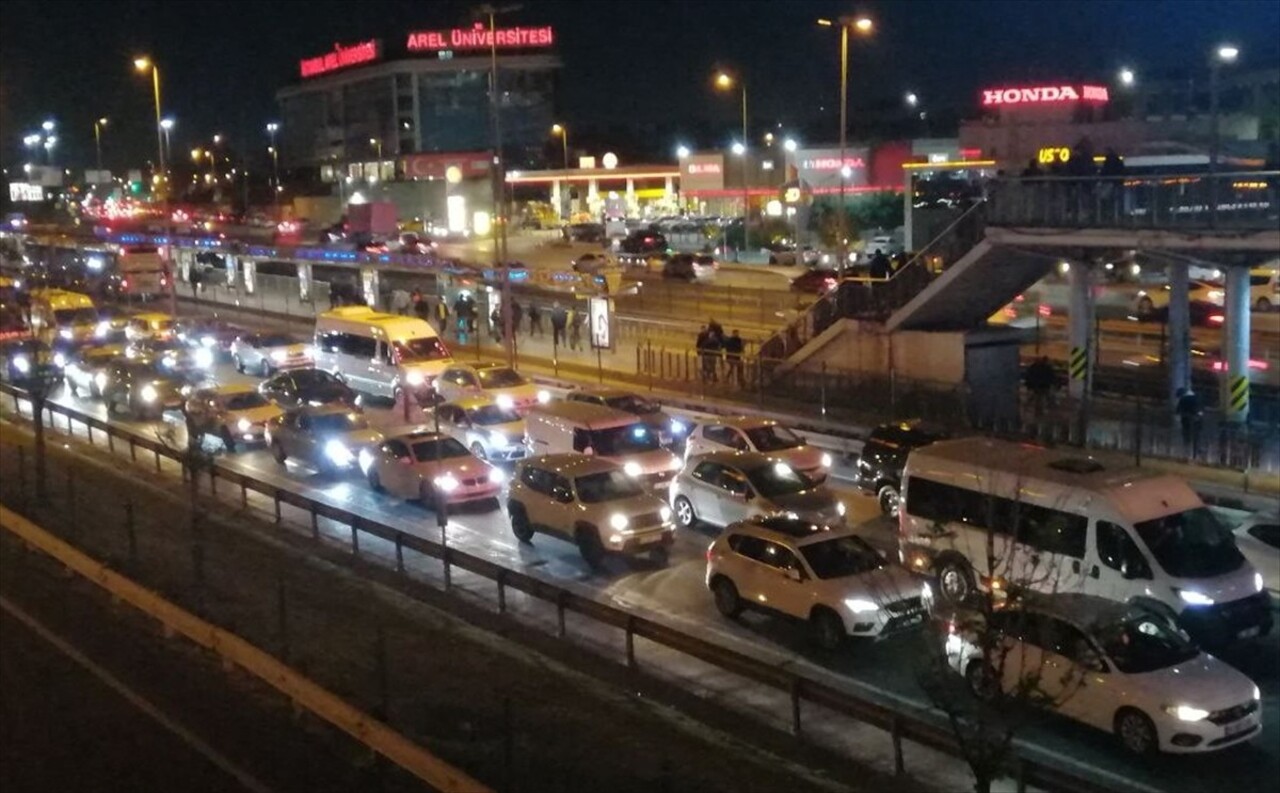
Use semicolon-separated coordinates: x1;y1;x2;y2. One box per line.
3;0;1278;172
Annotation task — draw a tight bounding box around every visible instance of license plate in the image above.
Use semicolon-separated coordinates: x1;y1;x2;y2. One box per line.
1225;719;1254;737
637;534;661;546
1239;626;1261;639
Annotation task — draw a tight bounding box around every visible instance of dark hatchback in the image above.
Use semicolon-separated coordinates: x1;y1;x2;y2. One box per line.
855;421;947;516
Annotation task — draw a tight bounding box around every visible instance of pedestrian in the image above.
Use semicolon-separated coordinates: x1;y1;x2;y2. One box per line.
696;325;720;383
511;299;524;336
490;306;503;341
528;301;544;336
551;301;568;347
567;307;583;350
707;318;725;346
414;293;431;322
869;249;891;280
390;288;411;315
1023;356;1055;418
463;294;478;334
723;329;745;387
1175;387;1202;458
189;267;202;302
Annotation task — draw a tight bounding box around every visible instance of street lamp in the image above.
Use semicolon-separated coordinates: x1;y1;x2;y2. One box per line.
550;123;569;169
42;120;55;133
905;92;918;108
731;141;746;155
160;117;175;166
133;57;166;191
1209;44;1240;226
676;144;691;159
817;15;874;276
43;137;56;164
714;70;749;259
266;122;281;200
1119;68;1135;87
93;117;108;171
783;138;797;153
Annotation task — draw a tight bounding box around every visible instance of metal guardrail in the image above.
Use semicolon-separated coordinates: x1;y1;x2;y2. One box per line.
0;380;1131;793
0;504;490;793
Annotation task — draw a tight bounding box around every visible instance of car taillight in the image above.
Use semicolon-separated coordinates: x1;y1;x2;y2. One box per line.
1209;314;1224;324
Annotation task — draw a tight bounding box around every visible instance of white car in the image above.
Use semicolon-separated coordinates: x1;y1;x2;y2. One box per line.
183;383;284;451
706;514;925;649
435;362;550;414
670;451;845;529
359;429;502;508
506;454;674;568
1249;264;1278;311
946;594;1262;755
685;417;832;482
1131;280;1223;316
431;396;527;462
1233;513;1280;602
231;332;313;376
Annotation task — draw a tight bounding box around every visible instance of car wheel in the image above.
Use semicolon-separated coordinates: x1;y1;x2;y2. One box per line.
937;558;975;604
1258;297;1272;312
367;468;383;493
221;427;238;454
271;441;287;465
965;659;999;702
509;503;534;543
811;608;846;651
673;495;696;528
470;442;488;461
711;577;741;618
1115;708;1158;756
1137;296;1154;315
420;481;446;513
234;355;245;374
877;484;900;518
576;525;605;569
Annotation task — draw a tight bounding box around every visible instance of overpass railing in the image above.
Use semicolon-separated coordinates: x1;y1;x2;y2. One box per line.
986;170;1280;231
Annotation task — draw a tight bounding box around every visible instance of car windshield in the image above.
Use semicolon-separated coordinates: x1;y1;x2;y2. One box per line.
1094;613;1200;674
310;412;366;433
605;394;659;414
1133;507;1244;578
410;437;470;461
746;462;814;498
224;392;269;410
800;536;885;580
744;424;805;452
292;370;337;388
54;307;98;325
478;367;527;388
575;470;645;503
468;405;522;426
260;334;297;347
590;424;660;455
393;337;449;363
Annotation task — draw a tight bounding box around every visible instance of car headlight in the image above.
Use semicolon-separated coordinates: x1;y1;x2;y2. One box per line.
94;372;107;390
623;461;643;477
496;393;515;410
59;328;73;340
270;350;287;363
406;370;425;387
609;513;630;531
95;321;110;338
13;355;30;374
836;501;846;517
434;473;460;492
194;348;214;369
844;598;879;614
490;430;509;447
53;352;66;368
1164;705;1210;722
660;505;672;522
323;439;353;466
200;335;216;348
536;389;551;404
488;468;506;485
357;447;374;475
140;384;158;403
1253;685;1262;701
180;385;192;396
236;418;252;433
1176;588;1215;606
821;452;833;468
670;419;687;436
1256;572;1264;593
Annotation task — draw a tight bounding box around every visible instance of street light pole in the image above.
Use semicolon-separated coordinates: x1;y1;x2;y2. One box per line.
93;118;108;171
481;2;521;367
818;16;872;279
740;84;749;257
1208;44;1239;229
552;124;569;169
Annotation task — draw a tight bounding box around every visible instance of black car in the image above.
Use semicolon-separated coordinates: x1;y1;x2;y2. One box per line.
619;230;667;255
99;358;187;419
790;268;839;294
856;421;947;516
259;368;357;409
564;222;605;243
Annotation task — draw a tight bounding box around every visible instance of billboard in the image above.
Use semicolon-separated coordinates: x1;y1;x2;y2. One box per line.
589;297;611;349
300;40;381;79
8;183;44;202
789;147;870;193
679;154;725;192
407;24;554;52
402;151;490;180
84;169;113;185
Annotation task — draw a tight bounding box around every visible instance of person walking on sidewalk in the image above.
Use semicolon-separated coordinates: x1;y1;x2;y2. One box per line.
1175;387;1203;459
528;302;544;337
722;329;745;387
1023;356;1056;418
551;301;567;347
490;306;503;342
511;299;524;336
568;307;583;350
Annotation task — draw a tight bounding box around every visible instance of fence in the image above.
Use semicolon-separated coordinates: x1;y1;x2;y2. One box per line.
0;381;1132;793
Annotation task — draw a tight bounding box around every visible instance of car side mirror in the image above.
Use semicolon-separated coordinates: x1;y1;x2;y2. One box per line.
582;446;595;456
785;567;804;582
398;456;413;465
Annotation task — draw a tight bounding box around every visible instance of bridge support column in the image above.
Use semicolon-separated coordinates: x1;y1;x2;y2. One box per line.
242;258;256;295
359;266;379;309
1223;266;1251;423
1167;262;1191;404
1067;262;1093;402
177;249;191;283
297;262;312;303
224;255;238;290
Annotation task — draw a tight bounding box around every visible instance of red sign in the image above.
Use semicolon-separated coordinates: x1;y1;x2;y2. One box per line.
402;152;491;180
406;23;554;52
800;156;866;171
300;40;380;78
686;163;722;175
981;84;1109;106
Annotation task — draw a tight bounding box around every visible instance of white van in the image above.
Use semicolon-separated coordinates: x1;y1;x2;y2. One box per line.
29;289;98;343
525;401;681;487
314;307;452;400
900;438;1270;646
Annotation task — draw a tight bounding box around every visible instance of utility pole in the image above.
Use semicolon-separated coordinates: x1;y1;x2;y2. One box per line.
481;3;521;366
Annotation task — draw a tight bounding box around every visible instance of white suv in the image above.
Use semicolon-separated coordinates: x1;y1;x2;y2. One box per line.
706;514;925;650
506;454;675;568
945;594;1262;755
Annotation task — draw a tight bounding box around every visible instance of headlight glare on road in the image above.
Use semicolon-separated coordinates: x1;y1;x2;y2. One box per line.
194;348;214;369
140;384;158;403
357;448;374;475
434;473;460;493
536;389;551;404
609;513;629;531
623;461;643;477
324;439;353;466
236;418;252;433
1164;705;1210;722
844;598;879;614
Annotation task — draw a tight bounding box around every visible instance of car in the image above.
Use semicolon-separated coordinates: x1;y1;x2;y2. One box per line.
506;454;675;568
125;312;178;342
1131;281;1223;317
571;253;610;274
662;253;717;282
176;318;244;358
944;594;1263;755
706;514;926;649
2;339;62;387
359;429;503;508
619;230;668;256
855;421;947;517
98;358;188;419
184;383;284;451
259;368;357;409
434;363;550;413
431;396;527;462
670;450;845;530
763;242;820;267
398;232;437;255
265;404;383;474
1249;263;1278;311
789;268;840;294
564;386;690;446
62;343;127;398
1233;512;1279;602
231;332;313;377
564;222;605;243
92;309;131;343
126;337;213;377
685;417;832;483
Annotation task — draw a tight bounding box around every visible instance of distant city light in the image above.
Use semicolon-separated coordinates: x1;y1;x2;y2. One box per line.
1216;44;1239;62
783;138;797;152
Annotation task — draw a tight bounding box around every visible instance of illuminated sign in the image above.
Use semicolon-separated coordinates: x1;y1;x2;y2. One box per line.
300;40;380;78
801;156;866;171
406;23;554;52
1037;146;1072;165
8;183;44;202
402;151;490;180
686;163;722;175
589;297;611;349
981;85;1109;106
